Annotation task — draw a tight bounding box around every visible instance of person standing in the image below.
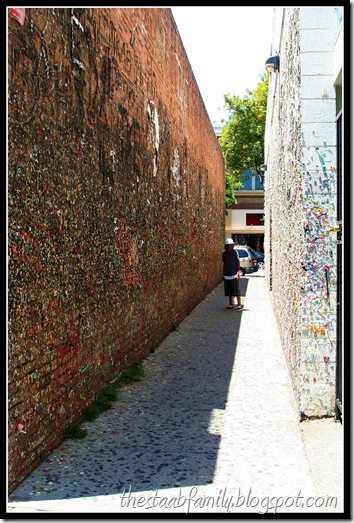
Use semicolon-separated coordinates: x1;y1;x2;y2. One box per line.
222;238;243;310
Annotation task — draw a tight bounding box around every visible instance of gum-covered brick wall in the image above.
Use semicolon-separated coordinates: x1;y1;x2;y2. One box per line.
264;9;338;418
8;7;225;492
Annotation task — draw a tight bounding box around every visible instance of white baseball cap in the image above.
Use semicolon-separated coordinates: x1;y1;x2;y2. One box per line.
225;238;234;245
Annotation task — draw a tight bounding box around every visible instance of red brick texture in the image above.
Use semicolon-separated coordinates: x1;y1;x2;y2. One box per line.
8;7;225;492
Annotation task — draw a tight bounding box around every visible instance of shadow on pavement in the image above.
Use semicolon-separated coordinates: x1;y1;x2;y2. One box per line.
9;279;249;502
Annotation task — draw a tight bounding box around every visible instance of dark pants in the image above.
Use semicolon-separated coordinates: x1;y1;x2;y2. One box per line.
224;277;240;297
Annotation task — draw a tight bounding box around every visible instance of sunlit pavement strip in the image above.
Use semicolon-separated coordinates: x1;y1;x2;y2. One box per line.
212;279;322;513
7;276;343;514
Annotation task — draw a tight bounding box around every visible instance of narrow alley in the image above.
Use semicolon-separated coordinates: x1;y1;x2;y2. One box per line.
7;272;344;515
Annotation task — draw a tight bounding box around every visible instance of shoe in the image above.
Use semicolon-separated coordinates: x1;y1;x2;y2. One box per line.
225;305;234;309
233;305;243;310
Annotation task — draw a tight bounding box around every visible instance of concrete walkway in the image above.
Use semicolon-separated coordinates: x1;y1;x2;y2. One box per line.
7;272;345;515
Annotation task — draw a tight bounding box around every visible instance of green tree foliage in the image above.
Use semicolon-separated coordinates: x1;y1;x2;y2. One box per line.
225;171;243;211
220;74;269;186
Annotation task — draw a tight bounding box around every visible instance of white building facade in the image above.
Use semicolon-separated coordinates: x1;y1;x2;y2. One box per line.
225;170;265;251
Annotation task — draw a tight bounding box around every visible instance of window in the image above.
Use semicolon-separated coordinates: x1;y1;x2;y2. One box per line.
236;249;248;258
335;7;342;27
246;213;264;226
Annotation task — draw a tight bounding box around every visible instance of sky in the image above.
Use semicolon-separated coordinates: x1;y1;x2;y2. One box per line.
170;6;274;125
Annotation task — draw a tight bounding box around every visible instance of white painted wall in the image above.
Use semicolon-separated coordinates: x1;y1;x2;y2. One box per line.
225;209;265;234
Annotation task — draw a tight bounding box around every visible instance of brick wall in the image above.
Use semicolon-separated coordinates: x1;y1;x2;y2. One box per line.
8;7;225;492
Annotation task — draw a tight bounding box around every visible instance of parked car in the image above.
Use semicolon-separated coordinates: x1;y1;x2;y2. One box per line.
253;250;265;270
234;245;258;276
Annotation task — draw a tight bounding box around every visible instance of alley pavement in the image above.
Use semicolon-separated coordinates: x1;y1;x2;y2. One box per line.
6;271;346;516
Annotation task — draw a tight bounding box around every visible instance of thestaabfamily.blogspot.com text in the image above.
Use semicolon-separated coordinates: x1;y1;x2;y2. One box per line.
119;486;338;514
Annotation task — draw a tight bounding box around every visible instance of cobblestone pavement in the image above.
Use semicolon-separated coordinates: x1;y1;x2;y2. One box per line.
6;273;346;516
